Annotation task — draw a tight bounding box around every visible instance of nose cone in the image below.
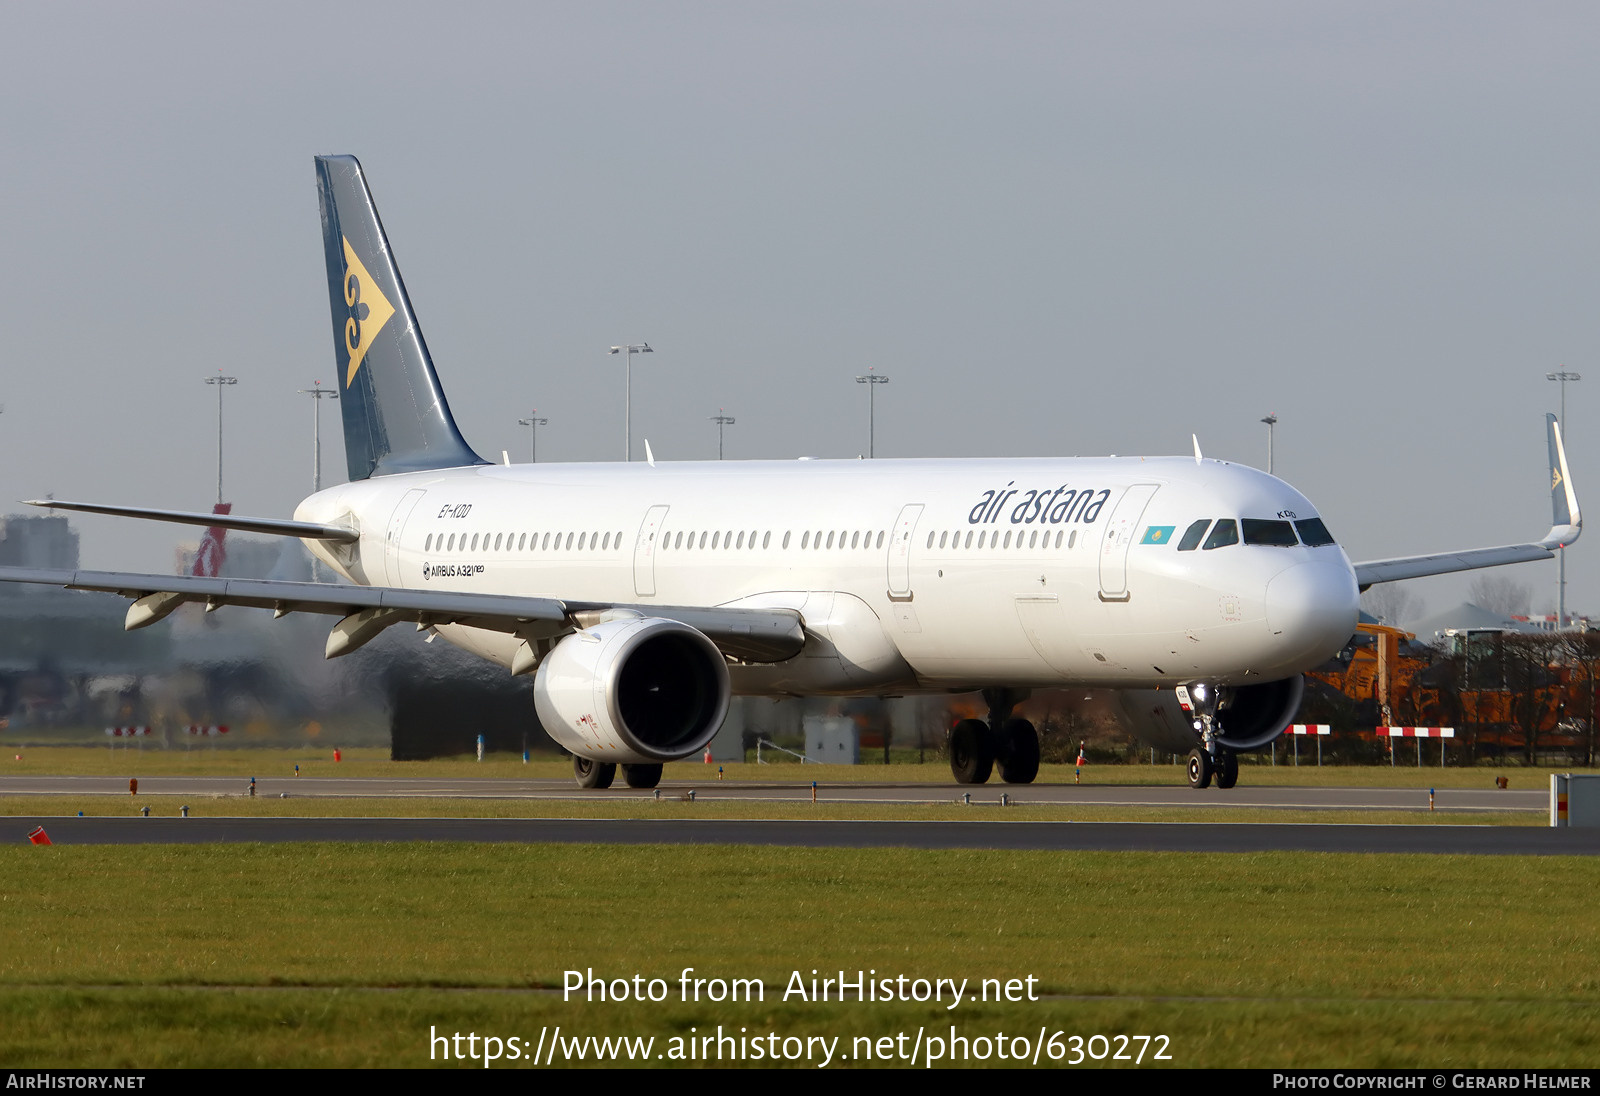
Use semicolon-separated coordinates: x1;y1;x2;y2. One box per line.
1265;561;1360;670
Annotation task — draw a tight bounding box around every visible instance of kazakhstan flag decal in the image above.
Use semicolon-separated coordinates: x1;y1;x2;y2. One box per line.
1140;525;1175;545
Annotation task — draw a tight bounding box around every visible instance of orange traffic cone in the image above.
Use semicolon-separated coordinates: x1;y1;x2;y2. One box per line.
27;826;51;845
704;748;712;763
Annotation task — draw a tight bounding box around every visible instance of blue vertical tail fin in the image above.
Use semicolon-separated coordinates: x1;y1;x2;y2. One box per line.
315;155;486;482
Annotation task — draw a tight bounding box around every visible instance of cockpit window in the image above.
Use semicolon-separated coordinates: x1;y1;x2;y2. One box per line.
1176;519;1210;551
1241;519;1298;547
1201;519;1238;550
1295;518;1336;547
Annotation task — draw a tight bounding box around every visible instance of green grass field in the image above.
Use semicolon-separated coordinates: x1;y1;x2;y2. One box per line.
0;745;1591;1068
2;844;1597;1068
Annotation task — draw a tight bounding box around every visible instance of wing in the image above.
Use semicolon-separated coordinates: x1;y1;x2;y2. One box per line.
1352;413;1581;589
0;567;805;669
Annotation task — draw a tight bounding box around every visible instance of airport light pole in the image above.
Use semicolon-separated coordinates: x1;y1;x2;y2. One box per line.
1547;371;1581;629
204;372;237;505
710;410;735;460
518;411;548;463
298;381;339;494
855;369;889;458
1261;414;1277;476
608;343;652;461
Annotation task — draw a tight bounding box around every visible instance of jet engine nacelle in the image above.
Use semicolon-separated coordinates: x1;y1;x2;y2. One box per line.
1114;675;1305;754
533;617;731;764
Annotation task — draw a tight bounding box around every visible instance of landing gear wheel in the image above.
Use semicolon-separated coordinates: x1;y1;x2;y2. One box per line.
1215;751;1239;790
573;756;616;789
950;719;994;784
1186;748;1213;790
997;718;1039;785
622;763;662;789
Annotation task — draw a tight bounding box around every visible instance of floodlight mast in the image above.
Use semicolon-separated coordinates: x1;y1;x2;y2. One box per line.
203;372;238;505
855;369;889;458
518;411;548;463
710;410;735;460
298;380;339;493
608;344;653;461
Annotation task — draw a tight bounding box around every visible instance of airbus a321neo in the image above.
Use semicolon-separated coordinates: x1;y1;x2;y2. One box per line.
0;156;1581;789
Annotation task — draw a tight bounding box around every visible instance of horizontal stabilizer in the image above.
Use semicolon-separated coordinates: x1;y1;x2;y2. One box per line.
24;500;359;543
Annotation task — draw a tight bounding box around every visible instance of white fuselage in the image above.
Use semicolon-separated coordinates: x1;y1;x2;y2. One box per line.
295;455;1361;695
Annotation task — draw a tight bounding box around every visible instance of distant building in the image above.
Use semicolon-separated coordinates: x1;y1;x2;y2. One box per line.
0;515;78;579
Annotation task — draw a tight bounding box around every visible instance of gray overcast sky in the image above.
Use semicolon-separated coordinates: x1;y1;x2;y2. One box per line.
1;2;1596;619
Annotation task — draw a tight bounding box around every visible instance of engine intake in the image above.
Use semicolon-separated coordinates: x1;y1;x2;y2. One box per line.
534;617;730;763
1213;675;1304;750
1115;675;1305;753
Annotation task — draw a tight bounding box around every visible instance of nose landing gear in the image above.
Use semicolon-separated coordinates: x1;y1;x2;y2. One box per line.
1179;682;1239;790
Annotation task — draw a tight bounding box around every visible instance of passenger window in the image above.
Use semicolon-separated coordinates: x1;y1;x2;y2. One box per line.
876;531;885;549
1295;518;1336;547
518;533;527;551
927;532;935;548
578;533;587;551
565;532;574;550
1202;520;1239;550
829;532;837;549
1241;519;1298;547
782;531;790;549
1176;520;1211;552
712;532;721;549
763;531;771;549
1068;530;1076;549
424;534;432;552
1003;531;1012;548
1029;530;1038;549
700;532;708;549
736;531;745;550
801;532;809;549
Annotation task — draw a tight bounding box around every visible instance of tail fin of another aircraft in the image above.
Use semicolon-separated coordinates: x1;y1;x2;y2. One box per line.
314;155;486;482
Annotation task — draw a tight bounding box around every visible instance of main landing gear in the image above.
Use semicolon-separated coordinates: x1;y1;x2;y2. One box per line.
573;756;615;789
950;688;1040;785
1180;682;1238;790
572;756;664;790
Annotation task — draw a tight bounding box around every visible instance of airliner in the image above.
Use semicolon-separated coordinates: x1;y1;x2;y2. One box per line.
0;156;1581;790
